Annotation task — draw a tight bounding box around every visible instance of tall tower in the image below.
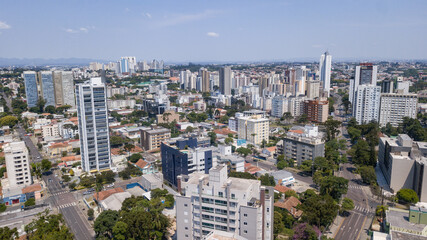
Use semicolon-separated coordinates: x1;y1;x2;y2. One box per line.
23;71;39;108
39;71;56;107
199;68;210;93
76;78;111;172
319;51;332;97
350;63;378;103
219;66;232;95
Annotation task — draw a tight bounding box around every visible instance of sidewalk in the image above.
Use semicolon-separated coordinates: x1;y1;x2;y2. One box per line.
326;214;345;238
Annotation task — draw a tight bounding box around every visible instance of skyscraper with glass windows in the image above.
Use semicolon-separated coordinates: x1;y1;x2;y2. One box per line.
76;77;111;172
39;71;56;107
319;51;332;97
23;71;39;108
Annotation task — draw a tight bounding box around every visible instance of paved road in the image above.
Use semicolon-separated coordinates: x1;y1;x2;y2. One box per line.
16;125;42;162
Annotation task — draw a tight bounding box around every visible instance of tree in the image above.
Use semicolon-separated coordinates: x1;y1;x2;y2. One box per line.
0;116;18;128
112;221;128;240
274;211;285;237
358;165;376;185
0;226;18;240
88;208;94;221
341;197;355;214
323;117;341;141
129;153;142;163
0;203;6;212
292;223;320;240
319;176;349;200
45;105;56;114
68;181;77;190
41;159;52;172
100;170;116;184
260;174;276;186
25;198;36;207
110;136;125;147
25;209;73;239
397;189;419;204
124;144;135;155
224;137;233;145
277;160;287;170
347;127;361;144
229;171;256;179
235;147;251;157
36;97;46;113
349;139;372;166
208;131;217;146
299;194;339;228
94;210;119;239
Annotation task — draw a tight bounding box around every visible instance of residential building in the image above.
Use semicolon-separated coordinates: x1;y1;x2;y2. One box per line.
378;134;427;201
176;165;274;240
379;93;418;127
274;196;302;219
306;80;321;99
280;125;325;165
140;126;171;151
350;63;378;103
352;85;381;124
219;66;232;96
271;95;288;118
319;51;332;97
161;143;214;187
214;145;245;172
397;78;410;94
302;98;329;123
288;96;306;117
76;77;111;172
140;173;163;191
23;71;39;108
131;159;157;174
4;142;32;188
41;124;60;139
237;115;269;145
381;80;394;94
53;71;75;107
39;71;56;107
200;68;210;93
45;141;73;159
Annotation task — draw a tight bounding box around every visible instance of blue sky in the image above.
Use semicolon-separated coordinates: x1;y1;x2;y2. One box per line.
0;0;426;62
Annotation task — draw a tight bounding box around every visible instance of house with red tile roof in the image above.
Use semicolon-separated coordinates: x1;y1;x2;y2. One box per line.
93;187;124;202
274;196;303;219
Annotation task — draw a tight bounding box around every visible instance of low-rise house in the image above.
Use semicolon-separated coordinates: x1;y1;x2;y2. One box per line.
270;170;295;187
131;159;157;174
44;141;73;159
140;173;163;191
274;196;303;219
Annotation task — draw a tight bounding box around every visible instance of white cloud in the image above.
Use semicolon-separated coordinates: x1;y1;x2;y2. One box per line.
207;32;219;37
0;21;11;30
65;26;92;34
145;13;152;19
157;10;221;27
80;27;89;33
65;28;78;33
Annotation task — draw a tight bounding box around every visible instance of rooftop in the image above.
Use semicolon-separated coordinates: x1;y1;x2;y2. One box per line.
387;208;427;233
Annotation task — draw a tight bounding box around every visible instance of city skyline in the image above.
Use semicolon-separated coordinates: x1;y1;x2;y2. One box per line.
1;0;427;62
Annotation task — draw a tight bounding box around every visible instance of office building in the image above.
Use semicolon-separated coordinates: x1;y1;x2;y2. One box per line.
379;93;418;127
176;165;274;240
319;52;332;97
53;71;75;107
271;95;289;118
397;79;410;94
219;66;232;96
4;142;32;188
180;70;191;90
76;77;111;172
237;115;269;145
23;71;39;108
280;125;325;165
295;66;306;96
303;98;329;123
352;85;381;124
378;134;427;201
350;63;378;103
39;71;56;107
140;126;171;151
161;143;214;187
200;68;210;93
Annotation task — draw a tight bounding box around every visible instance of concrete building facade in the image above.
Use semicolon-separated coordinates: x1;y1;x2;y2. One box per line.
237;115;269;145
379;93;418;127
140;126;171;151
4;142;32;188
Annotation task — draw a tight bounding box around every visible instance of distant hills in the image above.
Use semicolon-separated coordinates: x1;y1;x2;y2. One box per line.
0;58;110;67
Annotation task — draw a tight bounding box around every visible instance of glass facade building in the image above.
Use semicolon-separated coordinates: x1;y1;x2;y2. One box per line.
40;71;56;107
76;78;111;172
23;71;39;108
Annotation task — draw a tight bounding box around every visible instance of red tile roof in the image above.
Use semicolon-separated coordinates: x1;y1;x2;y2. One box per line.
93;187;124;201
274;196;303;218
213;128;236;136
289;129;303;134
134;159;148;169
22;184;42;194
274;184;292;194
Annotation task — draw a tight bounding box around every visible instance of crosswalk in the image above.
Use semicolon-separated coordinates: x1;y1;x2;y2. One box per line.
57;202;76;209
354;205;373;214
348;185;363;190
52;191;68;196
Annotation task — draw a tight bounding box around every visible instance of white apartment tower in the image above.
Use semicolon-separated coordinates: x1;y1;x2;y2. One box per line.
352;85;381;124
176;165;274;240
319;52;332;97
53;71;75;107
4;142;32;188
76;77;111;172
237;115;269;145
271;95;289;118
350;63;378;103
379;93;418;127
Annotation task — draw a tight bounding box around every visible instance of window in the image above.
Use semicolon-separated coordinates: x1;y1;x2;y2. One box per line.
184;204;188;207
244;230;248;234
244;222;247;225
218;192;223;197
244;213;247;217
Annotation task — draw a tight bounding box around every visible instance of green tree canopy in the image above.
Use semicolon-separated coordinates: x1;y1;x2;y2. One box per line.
397;189;419;204
319;175;349;200
24;210;73;239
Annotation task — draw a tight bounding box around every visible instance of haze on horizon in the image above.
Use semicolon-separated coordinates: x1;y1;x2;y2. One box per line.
1;0;426;62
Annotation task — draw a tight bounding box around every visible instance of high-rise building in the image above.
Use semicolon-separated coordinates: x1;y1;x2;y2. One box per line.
176;165;274;240
302;99;329;123
295;66;306;96
237;115;269;145
180;70;191;90
120;58;129;73
350;63;378;103
352;85;381;124
23;71;39;108
306;80;321;99
199;68;210;93
381;80;394;93
396;78;410;94
39;71;56;107
76;77;111;172
219;66;232;95
271;95;288;118
259;76;269;97
319;52;332;97
379;93;418;127
53;71;75;107
4;142;32;188
161;142;214;187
